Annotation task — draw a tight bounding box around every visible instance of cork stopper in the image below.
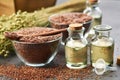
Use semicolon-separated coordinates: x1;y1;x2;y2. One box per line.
69;23;83;31
117;56;120;66
88;0;98;4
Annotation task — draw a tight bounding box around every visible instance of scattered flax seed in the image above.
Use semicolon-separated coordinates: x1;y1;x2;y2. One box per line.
0;64;101;80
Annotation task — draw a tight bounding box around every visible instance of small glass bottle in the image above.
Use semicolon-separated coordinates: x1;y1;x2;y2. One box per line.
83;0;102;41
65;23;88;69
91;25;114;67
84;0;102;27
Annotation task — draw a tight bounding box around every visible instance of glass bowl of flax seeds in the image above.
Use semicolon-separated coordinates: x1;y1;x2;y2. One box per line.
49;12;92;45
5;27;62;67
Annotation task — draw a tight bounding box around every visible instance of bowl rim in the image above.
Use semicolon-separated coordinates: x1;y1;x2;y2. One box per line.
12;35;62;45
48;12;93;25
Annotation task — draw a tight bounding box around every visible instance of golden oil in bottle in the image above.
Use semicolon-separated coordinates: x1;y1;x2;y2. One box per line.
91;39;114;66
65;41;87;69
65;23;88;69
91;25;114;67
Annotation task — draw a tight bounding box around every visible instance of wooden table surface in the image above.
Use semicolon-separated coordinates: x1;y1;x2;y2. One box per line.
0;0;120;80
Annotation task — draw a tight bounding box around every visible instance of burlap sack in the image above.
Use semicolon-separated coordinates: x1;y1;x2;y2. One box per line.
0;0;56;16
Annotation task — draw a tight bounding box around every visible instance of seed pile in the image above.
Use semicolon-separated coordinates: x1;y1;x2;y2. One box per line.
49;13;92;24
0;65;101;80
5;27;62;43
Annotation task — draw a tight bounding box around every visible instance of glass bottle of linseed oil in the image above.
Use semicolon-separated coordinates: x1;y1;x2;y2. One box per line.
84;0;102;42
84;0;102;27
65;23;88;69
91;25;114;67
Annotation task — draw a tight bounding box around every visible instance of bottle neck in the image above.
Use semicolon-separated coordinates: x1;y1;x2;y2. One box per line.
95;31;110;39
68;28;84;40
86;1;99;9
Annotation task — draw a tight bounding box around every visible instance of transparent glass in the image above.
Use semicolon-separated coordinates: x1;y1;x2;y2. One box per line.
65;27;88;69
84;0;102;42
91;25;114;67
49;13;92;45
12;37;62;67
83;0;102;27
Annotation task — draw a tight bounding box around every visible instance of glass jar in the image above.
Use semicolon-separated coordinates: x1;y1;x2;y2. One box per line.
91;25;114;67
65;23;88;69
